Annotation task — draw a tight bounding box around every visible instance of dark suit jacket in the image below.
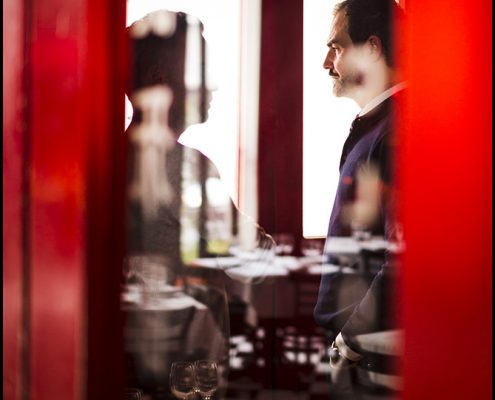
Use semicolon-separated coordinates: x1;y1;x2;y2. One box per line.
314;93;402;346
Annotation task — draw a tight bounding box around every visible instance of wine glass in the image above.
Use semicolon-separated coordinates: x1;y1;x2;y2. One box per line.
194;360;219;400
300;238;324;257
273;233;294;256
131;255;170;304
350;221;372;241
170;361;195;399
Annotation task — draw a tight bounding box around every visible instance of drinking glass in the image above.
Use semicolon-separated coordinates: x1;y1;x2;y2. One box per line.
170;361;195;399
273;233;295;256
350;221;372;241
300;238;324;257
194;360;219;400
129;255;170;304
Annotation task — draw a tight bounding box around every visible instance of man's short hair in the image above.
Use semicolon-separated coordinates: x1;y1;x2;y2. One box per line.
335;0;405;66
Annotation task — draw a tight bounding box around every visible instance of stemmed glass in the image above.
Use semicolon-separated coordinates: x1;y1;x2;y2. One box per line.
131;255;169;304
194;360;219;400
300;238;324;257
274;233;295;256
170;362;196;399
350;221;372;241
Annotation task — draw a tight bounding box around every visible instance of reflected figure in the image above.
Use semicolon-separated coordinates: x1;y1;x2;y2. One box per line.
128;85;176;219
313;0;406;398
123;10;274;400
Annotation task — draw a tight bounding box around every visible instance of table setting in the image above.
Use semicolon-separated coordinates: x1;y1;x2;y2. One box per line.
121;255;229;399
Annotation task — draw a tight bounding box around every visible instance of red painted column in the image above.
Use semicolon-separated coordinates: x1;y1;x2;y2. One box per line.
258;0;304;252
399;1;492;398
28;0;127;398
3;0;25;398
29;3;88;398
3;0;127;399
84;1;128;399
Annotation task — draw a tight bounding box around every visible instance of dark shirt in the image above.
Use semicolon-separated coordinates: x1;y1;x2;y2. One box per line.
314;94;400;342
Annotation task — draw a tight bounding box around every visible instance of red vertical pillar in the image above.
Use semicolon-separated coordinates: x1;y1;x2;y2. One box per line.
3;0;127;399
258;0;303;251
3;0;26;398
29;2;88;398
399;1;492;399
84;2;128;399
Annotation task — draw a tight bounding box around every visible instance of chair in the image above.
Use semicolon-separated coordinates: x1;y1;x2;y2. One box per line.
186;283;230;338
225;297;264;399
269;270;327;391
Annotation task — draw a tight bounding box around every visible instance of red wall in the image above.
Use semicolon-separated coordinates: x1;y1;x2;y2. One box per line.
3;0;127;399
3;0;25;398
400;1;492;399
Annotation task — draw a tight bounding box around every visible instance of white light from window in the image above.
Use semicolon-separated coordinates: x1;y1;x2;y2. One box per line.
303;0;359;238
126;0;241;203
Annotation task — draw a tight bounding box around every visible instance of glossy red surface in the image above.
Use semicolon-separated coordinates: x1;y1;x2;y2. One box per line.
399;1;492;399
3;0;25;398
4;0;126;399
29;9;86;399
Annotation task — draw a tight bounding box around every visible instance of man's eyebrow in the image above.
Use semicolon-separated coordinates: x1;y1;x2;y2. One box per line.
327;37;340;47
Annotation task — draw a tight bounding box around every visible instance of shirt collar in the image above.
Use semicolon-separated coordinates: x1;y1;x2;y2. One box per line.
358;82;407;117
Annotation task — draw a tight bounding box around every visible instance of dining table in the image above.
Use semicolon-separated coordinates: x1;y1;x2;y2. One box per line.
186;243;403;394
187;255;324;325
324;236;391;256
185;234;402;326
121;284;228;398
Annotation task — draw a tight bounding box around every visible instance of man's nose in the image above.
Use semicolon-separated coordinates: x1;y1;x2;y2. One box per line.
323;50;334;70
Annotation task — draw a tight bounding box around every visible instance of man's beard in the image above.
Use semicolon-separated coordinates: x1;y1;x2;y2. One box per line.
332;72;363;97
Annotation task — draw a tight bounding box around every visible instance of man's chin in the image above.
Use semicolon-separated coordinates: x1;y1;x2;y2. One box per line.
333;81;355;98
332;85;344;97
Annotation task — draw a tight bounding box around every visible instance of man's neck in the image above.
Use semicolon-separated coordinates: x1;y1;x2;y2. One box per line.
353;65;401;108
358;82;406;117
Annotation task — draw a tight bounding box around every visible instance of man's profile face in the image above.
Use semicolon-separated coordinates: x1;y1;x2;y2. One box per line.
323;10;366;99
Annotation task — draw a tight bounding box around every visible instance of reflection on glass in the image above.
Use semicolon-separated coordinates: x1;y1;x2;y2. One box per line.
123;7;273;400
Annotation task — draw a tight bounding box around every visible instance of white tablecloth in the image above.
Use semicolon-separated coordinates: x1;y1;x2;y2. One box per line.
122;287;227;362
186;256;330;325
324;236;390;256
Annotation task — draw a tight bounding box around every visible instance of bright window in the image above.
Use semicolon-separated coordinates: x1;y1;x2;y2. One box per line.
126;0;254;206
303;0;359;238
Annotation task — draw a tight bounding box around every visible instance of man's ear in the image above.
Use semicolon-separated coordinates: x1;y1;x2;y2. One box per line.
368;35;383;61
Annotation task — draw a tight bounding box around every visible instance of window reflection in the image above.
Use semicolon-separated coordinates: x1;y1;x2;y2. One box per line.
122;9;274;399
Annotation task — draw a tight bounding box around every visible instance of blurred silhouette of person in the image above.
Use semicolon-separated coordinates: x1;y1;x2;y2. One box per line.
123;10;274;399
126;11;205;278
313;0;405;397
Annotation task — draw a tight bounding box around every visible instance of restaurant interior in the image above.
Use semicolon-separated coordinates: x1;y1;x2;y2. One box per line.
3;0;491;400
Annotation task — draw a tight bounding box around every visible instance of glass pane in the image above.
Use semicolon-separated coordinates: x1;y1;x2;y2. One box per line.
122;6;275;399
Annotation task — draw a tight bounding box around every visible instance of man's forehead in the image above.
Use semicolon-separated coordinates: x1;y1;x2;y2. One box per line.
327;11;349;45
